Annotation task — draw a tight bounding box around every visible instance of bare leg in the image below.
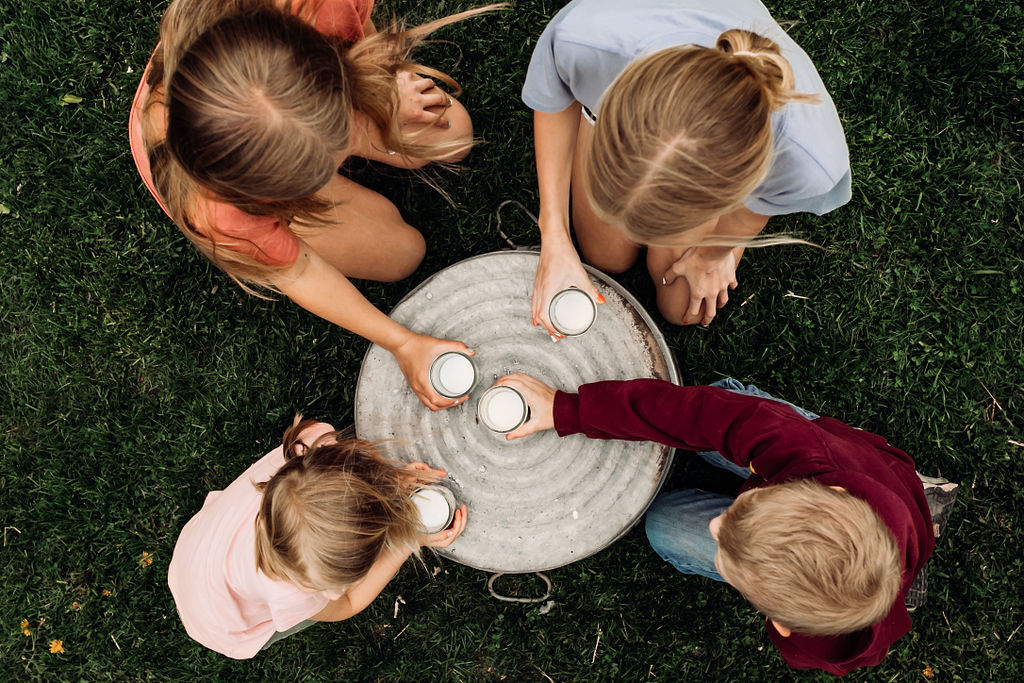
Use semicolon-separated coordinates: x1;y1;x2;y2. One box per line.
647;246;701;325
298;173;426;282
647;246;747;325
571;116;641;273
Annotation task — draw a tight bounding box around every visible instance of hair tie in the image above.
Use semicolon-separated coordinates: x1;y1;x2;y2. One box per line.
732;50;758;59
284;440;309;462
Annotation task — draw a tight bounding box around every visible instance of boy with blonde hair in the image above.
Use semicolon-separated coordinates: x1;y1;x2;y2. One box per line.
497;374;937;676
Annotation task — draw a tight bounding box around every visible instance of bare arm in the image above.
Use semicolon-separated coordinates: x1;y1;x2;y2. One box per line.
309;500;468;622
269;243;470;410
308;546;412;622
534;104;580;247
531;105;602;335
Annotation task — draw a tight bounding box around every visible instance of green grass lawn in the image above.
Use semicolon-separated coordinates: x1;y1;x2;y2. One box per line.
1;0;1022;680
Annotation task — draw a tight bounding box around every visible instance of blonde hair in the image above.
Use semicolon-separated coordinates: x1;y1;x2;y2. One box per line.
253;416;436;593
585;30;820;248
716;479;901;636
143;1;499;286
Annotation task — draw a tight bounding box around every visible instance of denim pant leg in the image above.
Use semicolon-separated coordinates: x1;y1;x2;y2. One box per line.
646;378;820;580
696;378;820;478
710;377;820;420
645;488;732;582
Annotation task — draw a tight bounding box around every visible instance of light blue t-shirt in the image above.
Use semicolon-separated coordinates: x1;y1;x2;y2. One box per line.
522;0;851;216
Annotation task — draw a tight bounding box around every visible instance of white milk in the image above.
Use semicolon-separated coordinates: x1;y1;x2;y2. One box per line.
430;352;475;398
437;354;474;396
550;289;596;336
479;386;527;432
413;488;452;534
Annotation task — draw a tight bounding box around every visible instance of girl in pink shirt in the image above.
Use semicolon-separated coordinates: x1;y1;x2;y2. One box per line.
130;0;499;410
168;417;467;659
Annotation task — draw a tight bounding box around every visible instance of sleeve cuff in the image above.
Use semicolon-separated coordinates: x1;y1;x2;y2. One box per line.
552;391;581;437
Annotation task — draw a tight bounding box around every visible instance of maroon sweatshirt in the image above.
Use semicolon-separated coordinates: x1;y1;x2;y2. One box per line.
552;379;934;676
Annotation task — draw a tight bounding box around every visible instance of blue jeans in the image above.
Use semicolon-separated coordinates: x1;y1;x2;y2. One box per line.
644;378;819;582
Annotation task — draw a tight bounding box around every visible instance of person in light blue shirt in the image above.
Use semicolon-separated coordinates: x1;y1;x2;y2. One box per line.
521;0;850;329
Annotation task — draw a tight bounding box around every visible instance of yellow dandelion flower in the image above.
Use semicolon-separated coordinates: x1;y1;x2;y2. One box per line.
139;551;153;567
101;589;112;597
22;628;32;636
49;640;64;654
923;665;935;678
19;619;28;629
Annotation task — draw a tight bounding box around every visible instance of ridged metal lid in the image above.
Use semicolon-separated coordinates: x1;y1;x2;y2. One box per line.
355;251;678;572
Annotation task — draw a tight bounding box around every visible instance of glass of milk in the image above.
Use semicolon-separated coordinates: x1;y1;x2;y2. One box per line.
429;351;476;399
548;288;596;336
477;385;530;434
412;485;457;535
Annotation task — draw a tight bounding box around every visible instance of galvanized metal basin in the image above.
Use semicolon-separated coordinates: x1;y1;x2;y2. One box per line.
355;251;678;572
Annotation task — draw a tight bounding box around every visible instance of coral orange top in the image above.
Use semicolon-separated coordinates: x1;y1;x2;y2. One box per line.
128;0;374;267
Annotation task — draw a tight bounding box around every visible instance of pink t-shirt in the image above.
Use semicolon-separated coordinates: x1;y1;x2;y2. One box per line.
168;423;335;659
128;0;375;267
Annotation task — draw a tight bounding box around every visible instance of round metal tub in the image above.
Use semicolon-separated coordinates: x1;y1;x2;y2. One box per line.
355;251;678;572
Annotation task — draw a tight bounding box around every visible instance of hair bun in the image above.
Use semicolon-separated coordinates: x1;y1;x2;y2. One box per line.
715;29;818;110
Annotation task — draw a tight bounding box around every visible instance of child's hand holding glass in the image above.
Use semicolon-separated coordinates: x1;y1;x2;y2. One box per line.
493;373;556;440
403;461;468;548
422;504;468;548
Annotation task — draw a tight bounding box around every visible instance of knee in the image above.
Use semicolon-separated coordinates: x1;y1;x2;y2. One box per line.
644;509;695;573
585;253;635;274
577;235;638;273
644;494;685;551
376;201;426;281
653;279;705;326
656;296;706;326
382;228;426;282
657;299;688;326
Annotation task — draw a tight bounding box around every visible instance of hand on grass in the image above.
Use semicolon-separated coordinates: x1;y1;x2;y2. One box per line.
392;334;474;410
662;247;738;326
494;373;556;440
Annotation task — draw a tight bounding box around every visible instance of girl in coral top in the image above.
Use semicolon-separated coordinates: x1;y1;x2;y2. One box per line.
129;0;497;409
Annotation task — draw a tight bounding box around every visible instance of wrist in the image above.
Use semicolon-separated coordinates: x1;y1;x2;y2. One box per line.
378;327;418;356
540;228;577;255
695;244;731;262
538;212;573;241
